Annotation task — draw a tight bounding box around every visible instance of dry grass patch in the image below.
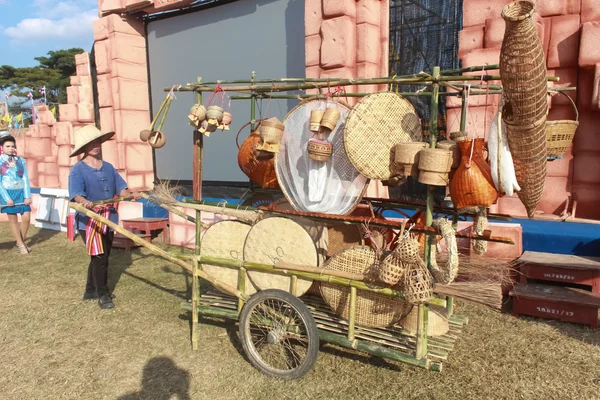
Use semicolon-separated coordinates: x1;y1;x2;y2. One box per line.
0;223;599;400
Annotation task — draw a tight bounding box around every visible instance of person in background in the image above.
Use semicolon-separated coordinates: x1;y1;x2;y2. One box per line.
68;125;140;310
0;130;32;255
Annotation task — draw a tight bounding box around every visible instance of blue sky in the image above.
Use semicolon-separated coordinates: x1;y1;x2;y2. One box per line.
0;0;98;68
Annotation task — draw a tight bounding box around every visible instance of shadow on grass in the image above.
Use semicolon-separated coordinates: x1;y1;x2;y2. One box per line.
117;356;191;400
0;226;59;251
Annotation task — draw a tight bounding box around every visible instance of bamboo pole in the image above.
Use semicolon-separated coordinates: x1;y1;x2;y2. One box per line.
348;287;357;342
273;262;364;281
192;258;199;350
179;198;513;243
69;202;247;301
139;192;206;227
166;75;559;94
91;196;133;205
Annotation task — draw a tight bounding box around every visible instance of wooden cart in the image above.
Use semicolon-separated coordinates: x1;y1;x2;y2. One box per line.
71;65;569;379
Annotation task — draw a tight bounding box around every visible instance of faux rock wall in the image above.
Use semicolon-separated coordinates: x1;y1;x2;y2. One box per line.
93;13;154;192
454;0;600;220
305;0;391;199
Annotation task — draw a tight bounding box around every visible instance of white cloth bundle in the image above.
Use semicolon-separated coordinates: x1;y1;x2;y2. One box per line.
488;107;521;196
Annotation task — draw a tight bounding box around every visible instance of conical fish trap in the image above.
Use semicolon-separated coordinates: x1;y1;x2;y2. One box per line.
201;220;256;295
500;0;548;217
344;92;422;181
275;99;368;214
320;246;413;328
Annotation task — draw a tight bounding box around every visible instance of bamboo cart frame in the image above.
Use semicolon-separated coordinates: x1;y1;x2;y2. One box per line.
71;64;572;375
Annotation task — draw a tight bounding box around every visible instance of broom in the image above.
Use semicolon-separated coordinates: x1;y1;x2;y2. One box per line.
432;254;518;311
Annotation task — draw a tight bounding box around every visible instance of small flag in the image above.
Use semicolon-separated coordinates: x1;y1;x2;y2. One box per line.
50;106;56;116
27;92;33;100
39;86;46;95
1;114;12;123
4;92;10;99
16;112;23;123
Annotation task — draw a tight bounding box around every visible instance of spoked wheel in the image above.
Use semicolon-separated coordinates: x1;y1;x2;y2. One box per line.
239;289;319;379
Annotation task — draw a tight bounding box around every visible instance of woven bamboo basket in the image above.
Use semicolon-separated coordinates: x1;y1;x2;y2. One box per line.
244;217;322;296
206;105;224;122
320;107;341;132
320;246;413;328
260;118;285;143
237;122;279;189
398;256;434;304
546;91;579;158
417;148;453;186
399;305;449;337
201;220;256;295
449;131;468;142
500;0;548;217
393;142;428;178
505;117;547;218
500;1;548;125
450;138;498;210
307;139;333;161
378;249;408;286
344;92;422;181
436;140;460;169
190;103;207;121
310;110;324;132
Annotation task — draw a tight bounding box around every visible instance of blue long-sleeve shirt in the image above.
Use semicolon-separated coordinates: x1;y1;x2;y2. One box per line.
0;154;31;202
68;160;128;231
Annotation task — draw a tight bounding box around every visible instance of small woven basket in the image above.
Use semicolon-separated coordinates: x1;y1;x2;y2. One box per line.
307;139;332;161
417;148;453;186
310;110;324;132
378;251;407;286
393;142;427;178
399;257;434;304
546;92;579;159
206;105;224;122
259;117;285;144
320;108;341;131
436;140;460;169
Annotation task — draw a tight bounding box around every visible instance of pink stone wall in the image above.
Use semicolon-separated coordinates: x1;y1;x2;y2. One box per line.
456;0;600;220
305;0;391;199
93;13;154;192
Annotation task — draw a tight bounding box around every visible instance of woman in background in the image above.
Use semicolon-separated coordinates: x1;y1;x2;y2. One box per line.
0;131;32;255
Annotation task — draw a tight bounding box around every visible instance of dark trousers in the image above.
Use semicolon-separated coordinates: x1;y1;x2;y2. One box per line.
80;230;114;296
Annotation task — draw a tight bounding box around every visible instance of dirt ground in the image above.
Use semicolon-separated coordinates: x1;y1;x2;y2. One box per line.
1;224;599;400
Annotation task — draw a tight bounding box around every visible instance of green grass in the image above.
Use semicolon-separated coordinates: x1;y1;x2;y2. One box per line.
0;223;599;400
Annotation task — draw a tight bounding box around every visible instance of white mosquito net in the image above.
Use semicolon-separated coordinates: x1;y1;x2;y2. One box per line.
275;99;368;215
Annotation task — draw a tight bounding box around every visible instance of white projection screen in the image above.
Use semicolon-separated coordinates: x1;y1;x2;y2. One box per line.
146;0;306;183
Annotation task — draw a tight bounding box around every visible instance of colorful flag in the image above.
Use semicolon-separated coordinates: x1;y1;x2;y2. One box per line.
16;112;23;123
39;86;46;95
1;114;12;123
4;92;10;99
27;92;33;100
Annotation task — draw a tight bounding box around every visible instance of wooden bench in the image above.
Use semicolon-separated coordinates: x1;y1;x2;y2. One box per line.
121;218;170;244
510;283;600;329
518;251;600;293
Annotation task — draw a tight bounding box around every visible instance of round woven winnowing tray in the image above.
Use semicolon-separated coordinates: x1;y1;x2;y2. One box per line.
320;246;413;328
344;92;423;180
244;217;319;295
275;98;368;215
276;201;329;264
201;220;256;295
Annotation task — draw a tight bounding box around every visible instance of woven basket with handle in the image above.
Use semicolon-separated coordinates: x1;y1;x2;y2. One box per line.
546;91;579;159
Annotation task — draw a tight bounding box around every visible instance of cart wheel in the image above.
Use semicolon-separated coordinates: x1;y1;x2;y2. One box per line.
239;289;319;379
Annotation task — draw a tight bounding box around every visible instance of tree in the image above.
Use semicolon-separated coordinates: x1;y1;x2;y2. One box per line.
0;48;85;105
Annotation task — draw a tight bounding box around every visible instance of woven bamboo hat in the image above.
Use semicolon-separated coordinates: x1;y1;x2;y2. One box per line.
70;124;115;157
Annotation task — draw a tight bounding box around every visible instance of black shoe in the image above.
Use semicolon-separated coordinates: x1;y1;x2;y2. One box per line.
82;292;116;301
98;294;115;309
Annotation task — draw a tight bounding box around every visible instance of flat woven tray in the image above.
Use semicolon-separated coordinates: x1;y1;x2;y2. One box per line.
244;216;319;296
201;220;255;295
344;92;422;180
320;246;413;328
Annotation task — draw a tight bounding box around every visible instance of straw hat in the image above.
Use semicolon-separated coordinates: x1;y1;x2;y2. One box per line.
70;125;115;157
